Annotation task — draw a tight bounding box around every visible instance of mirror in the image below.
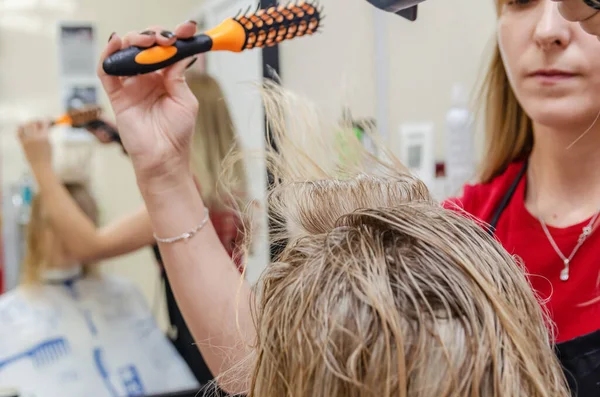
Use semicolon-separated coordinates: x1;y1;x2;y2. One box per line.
0;0;496;395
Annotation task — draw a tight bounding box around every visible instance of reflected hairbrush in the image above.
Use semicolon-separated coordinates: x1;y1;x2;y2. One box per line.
102;1;323;77
50;105;101;128
50;105;122;145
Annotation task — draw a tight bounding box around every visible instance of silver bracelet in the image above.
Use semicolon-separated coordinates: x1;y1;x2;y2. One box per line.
153;207;210;244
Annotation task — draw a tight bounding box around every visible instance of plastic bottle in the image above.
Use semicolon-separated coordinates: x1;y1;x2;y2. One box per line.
445;83;475;196
17;172;34;225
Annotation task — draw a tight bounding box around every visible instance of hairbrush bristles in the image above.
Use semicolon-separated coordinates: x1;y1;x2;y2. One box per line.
68;105;103;128
236;1;322;50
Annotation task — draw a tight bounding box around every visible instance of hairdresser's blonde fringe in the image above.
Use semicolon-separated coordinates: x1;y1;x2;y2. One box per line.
205;81;569;397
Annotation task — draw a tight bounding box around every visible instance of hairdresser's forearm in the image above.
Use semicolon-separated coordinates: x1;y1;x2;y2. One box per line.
31;166;105;261
31;166;153;262
138;172;254;394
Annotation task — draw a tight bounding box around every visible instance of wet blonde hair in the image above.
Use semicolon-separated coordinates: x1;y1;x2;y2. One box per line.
477;0;533;183
234;82;568;397
22;183;98;284
188;73;247;210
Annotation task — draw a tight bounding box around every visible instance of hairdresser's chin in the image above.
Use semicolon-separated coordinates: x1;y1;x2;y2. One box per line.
526;86;600;129
527;62;598;117
505;61;600;130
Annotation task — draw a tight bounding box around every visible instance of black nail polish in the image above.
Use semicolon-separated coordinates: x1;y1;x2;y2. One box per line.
108;32;115;42
187;20;198;25
186;57;198;69
160;30;175;39
140;30;155;36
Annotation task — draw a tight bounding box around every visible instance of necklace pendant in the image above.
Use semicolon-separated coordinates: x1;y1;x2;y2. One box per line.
560;261;570;282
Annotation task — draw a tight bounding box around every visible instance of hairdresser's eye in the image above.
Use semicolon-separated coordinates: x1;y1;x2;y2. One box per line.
505;0;535;7
500;0;539;14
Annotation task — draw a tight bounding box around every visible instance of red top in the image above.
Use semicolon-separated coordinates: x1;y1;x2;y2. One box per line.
193;175;245;273
210;209;244;273
445;160;600;343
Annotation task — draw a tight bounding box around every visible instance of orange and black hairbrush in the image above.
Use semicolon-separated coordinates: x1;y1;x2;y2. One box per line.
50;105;123;146
50;105;102;129
102;1;323;76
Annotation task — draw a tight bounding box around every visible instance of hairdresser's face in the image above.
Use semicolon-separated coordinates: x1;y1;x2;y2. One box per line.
498;0;600;129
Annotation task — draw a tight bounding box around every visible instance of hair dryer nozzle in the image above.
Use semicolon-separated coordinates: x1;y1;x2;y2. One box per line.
365;0;424;20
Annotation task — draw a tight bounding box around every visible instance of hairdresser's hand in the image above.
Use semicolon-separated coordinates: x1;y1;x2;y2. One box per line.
81;117;116;144
554;0;600;37
97;22;198;188
18;121;52;169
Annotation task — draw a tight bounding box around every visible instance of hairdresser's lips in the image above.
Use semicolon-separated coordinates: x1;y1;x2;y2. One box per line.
527;69;581;85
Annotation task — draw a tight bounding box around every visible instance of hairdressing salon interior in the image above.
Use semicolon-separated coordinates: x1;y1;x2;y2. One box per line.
0;0;496;395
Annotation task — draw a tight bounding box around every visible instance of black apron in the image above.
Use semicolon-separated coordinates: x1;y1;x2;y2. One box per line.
488;161;600;397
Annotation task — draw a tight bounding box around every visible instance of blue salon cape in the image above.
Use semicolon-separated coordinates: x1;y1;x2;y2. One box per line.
0;274;199;396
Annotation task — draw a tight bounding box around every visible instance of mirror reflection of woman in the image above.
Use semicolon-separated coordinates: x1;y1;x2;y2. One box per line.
17;73;247;392
0;176;198;396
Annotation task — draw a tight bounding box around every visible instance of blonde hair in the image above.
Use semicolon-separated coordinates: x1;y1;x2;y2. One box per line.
188;73;247;210
477;1;533;183
233;82;568;397
22;183;98;284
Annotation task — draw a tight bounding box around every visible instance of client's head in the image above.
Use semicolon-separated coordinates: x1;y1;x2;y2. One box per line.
22;183;98;284
242;83;568;397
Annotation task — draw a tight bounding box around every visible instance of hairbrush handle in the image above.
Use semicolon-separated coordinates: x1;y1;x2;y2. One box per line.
85;120;127;154
102;34;213;77
103;2;322;77
85;120;121;143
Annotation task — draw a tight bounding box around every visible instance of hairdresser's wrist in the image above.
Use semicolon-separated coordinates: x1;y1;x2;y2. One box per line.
135;160;197;203
31;163;59;191
28;160;45;178
133;153;189;189
137;170;208;239
26;153;52;172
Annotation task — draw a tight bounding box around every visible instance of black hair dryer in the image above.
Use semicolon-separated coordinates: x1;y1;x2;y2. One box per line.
365;0;426;21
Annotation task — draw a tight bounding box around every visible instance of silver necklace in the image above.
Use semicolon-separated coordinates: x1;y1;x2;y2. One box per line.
538;211;600;282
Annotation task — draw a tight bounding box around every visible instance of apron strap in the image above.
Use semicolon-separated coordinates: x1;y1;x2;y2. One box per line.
488;160;528;235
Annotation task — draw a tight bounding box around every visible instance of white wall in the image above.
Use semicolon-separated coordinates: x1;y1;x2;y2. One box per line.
279;0;377;121
0;0;203;329
280;0;497;166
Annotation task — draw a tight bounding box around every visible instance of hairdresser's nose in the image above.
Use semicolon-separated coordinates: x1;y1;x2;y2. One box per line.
534;1;572;50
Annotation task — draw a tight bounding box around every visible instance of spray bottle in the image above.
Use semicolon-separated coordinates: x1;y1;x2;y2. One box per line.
445;83;475;196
